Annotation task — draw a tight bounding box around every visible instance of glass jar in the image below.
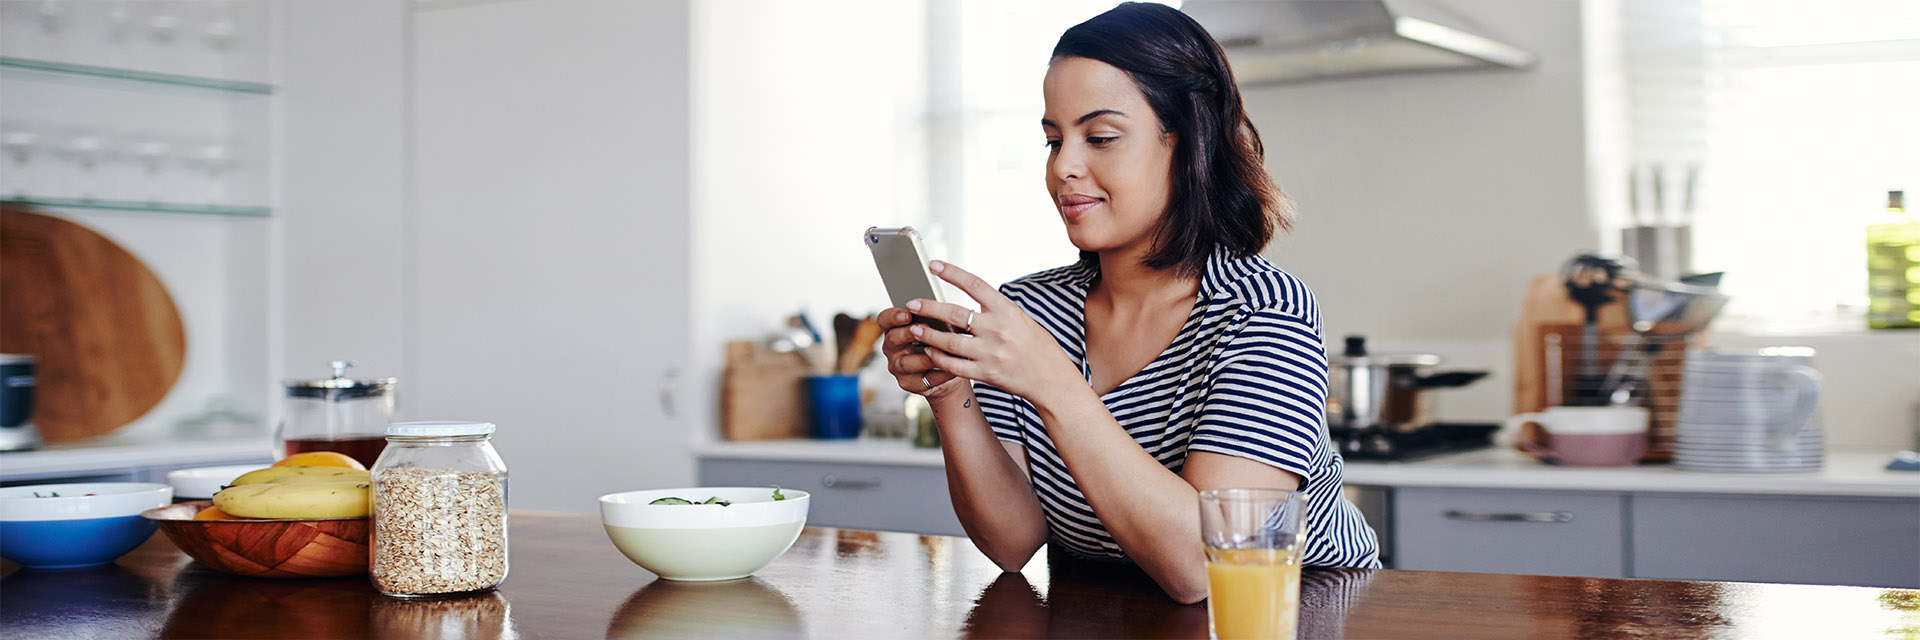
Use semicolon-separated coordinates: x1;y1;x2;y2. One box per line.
279;360;397;468
370;421;509;598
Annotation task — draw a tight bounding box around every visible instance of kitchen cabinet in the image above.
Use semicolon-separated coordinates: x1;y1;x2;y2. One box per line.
0;5;277;443
699;457;965;537
1630;494;1920;588
1386;486;1920;588
1392;487;1626;578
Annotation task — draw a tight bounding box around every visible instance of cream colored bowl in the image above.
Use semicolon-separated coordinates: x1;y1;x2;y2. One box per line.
598;487;810;582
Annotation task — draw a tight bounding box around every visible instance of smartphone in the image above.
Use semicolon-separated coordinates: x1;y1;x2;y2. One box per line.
864;226;951;332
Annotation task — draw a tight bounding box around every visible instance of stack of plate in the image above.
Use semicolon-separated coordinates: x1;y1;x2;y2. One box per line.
1674;348;1824;473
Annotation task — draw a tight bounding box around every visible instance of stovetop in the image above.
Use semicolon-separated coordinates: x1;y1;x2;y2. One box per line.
1331;422;1500;462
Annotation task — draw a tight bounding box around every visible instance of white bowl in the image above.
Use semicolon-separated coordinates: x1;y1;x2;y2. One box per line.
0;483;173;521
598;487;809;582
166;464;266;500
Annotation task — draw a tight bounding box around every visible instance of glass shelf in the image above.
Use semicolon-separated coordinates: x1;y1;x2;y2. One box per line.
0;56;274;96
2;197;271;218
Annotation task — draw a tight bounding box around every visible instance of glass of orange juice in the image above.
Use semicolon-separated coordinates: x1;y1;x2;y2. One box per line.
1199;488;1306;640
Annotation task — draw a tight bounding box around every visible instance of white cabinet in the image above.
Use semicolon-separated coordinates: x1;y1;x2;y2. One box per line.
0;1;277;443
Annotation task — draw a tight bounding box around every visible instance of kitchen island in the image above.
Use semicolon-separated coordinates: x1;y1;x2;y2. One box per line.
3;512;1915;639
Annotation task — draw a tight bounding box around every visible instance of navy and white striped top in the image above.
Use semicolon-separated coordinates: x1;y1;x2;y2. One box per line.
972;247;1380;568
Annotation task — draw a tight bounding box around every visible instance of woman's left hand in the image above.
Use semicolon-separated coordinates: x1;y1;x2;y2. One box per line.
905;261;1080;400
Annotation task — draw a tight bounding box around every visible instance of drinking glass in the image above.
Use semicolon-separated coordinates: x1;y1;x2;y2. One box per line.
1199;488;1307;640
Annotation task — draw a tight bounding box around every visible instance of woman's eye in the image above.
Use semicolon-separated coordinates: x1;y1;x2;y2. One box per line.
1087;136;1117;146
1043;139;1062;150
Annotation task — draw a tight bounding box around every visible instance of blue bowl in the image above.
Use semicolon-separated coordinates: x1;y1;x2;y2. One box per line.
0;483;172;569
0;516;158;568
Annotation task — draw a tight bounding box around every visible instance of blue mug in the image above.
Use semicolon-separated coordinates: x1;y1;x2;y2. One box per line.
807;376;862;440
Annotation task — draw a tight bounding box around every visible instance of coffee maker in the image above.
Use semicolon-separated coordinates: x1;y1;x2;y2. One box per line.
0;354;41;451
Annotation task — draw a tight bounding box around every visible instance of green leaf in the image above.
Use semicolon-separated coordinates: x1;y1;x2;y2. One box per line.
771;485;785;501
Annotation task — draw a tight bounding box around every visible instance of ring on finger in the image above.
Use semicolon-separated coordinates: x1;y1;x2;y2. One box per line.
921;374;932;391
963;310;975;333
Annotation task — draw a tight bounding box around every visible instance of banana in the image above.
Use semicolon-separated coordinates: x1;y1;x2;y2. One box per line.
213;481;372;519
229;465;370;486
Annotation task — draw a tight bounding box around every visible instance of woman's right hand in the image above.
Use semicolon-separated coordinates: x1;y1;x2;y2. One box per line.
879;307;967;399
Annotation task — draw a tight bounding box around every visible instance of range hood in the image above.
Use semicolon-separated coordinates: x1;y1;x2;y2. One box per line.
1180;0;1536;86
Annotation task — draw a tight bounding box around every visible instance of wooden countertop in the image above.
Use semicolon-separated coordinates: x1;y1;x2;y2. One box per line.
3;512;1916;639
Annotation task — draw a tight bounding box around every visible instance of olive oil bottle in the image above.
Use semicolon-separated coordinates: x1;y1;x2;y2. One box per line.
1867;190;1920;329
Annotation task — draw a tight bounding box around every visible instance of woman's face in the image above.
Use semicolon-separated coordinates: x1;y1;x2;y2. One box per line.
1042;56;1176;260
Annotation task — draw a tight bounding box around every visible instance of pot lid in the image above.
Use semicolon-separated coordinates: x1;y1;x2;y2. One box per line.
1332;335;1441;367
284;360;395;399
1335;353;1442;367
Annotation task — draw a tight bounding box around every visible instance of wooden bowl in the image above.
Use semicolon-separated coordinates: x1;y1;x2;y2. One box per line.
142;501;369;578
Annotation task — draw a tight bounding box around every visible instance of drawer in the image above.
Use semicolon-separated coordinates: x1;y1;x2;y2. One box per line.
698;458;965;537
1631;494;1920;588
1393;487;1625;578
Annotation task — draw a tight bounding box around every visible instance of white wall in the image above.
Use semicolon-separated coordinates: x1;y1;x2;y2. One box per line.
1249;0;1593;346
279;0;409;390
686;0;928;446
408;0;694;513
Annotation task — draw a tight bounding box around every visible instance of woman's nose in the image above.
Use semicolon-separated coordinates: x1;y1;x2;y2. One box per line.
1052;144;1085;182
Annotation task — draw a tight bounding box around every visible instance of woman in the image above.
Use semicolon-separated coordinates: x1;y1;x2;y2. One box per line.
879;2;1379;604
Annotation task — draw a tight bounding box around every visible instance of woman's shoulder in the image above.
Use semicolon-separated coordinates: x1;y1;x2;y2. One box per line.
999;259;1097;297
1202;250;1319;323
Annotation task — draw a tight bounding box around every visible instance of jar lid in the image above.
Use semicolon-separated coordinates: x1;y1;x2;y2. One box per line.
387;421;496;437
285;360;396;399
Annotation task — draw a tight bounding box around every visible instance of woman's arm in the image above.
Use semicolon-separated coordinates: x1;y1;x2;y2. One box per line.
1025;387;1299;604
877;308;1048;570
907;262;1304;604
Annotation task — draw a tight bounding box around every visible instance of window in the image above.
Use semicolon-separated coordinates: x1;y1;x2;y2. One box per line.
1617;0;1920;325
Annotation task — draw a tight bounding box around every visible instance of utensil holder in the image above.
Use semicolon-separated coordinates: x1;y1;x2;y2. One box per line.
1541;331;1695;461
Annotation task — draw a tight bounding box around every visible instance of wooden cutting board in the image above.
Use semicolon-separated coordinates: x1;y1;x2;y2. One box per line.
1;206;186;444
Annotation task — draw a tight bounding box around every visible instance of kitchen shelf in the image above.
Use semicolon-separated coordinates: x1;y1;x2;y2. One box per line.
2;197;270;218
0;56;274;96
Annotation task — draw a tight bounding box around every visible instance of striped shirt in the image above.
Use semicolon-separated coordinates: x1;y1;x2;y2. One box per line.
972;247;1380;568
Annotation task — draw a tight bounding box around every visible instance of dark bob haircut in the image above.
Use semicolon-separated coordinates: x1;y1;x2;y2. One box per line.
1054;2;1291;277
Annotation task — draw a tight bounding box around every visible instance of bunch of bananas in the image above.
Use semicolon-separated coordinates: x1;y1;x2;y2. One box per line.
203;452;372;520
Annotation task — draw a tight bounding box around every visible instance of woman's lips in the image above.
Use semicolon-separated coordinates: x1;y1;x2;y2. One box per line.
1058;194;1102;219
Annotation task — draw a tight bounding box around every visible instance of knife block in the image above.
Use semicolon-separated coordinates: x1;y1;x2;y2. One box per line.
1513;272;1695;462
720;341;810;441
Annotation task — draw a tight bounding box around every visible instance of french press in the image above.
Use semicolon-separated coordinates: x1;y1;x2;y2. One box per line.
278;360;397;467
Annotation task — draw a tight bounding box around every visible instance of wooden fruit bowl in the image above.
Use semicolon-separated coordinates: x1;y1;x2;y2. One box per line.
142;501;369;578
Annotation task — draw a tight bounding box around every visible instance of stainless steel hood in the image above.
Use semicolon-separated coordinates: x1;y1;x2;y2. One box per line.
1180;0;1536;86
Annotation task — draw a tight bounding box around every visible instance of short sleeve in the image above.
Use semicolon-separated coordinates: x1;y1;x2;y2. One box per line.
1188;307;1330;481
972;380;1025;444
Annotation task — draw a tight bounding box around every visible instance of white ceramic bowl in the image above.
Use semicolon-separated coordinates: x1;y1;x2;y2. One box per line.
599;487;809;582
166;464;267;500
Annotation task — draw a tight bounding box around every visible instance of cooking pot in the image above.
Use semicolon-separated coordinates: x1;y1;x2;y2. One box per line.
1329;336;1488;432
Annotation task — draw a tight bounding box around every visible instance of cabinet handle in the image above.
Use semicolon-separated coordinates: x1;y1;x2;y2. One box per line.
821;475;880;490
1443;509;1573;523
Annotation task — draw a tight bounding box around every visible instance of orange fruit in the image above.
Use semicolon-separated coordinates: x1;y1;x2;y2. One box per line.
273;451;366;471
194;506;247;521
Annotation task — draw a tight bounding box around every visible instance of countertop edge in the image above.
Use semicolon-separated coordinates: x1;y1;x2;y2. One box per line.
693;439;947;467
0;434;273;480
694;439;1920;498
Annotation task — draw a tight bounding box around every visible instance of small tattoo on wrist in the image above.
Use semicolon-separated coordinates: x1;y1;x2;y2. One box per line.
963;399;973;409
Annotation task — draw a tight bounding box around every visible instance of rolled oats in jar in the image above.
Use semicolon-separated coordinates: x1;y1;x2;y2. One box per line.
371;421;509;597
